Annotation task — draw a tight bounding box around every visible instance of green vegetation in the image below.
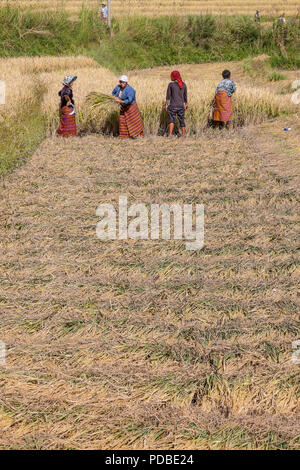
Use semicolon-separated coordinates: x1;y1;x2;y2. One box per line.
0;6;107;57
242;55;288;81
0;87;46;176
0;6;299;71
268;71;287;81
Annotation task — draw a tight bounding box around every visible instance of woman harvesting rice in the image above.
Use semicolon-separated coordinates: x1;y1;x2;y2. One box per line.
57;76;77;137
213;70;236;129
165;71;188;137
112;75;144;138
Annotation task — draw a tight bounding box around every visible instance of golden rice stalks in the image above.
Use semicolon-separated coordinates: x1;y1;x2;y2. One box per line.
0;56;297;136
2;0;299;17
86;92;118;109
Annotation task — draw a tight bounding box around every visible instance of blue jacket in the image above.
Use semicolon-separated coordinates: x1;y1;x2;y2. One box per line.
112;84;136;105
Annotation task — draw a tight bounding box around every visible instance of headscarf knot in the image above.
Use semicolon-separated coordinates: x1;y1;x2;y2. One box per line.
171;71;183;89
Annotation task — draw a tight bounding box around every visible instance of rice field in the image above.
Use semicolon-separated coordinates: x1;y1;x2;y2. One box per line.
0;113;299;449
1;0;299;17
0;0;300;449
0;47;299;450
0;55;297;140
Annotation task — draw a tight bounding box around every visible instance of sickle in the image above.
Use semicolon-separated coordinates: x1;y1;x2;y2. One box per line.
69;103;76;116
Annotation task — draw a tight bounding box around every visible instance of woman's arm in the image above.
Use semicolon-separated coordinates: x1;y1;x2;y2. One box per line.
112;85;120;97
62;93;72;107
115;87;135;105
184;84;188;109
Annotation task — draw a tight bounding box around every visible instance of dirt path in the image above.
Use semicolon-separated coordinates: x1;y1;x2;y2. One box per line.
0;125;299;449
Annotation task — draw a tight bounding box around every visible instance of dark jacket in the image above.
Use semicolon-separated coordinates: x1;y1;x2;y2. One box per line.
58;86;74;108
166;81;187;109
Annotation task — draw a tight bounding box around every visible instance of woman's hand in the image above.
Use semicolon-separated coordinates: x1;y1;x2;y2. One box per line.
114;98;123;104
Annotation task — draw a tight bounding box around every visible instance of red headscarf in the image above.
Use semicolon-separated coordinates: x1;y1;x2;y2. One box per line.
171;70;183;89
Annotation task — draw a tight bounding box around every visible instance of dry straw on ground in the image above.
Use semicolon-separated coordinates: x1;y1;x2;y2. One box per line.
0;114;299;449
0;55;299;451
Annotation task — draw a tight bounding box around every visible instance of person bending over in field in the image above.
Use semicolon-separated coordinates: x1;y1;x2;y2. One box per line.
213;70;236;130
112;75;144;138
57;76;77;138
165;71;188;137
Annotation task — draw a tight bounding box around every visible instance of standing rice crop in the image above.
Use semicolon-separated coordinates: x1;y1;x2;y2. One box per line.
0;55;297;140
2;1;299;17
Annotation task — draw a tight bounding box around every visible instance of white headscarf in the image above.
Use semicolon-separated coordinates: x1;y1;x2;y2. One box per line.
119;75;128;83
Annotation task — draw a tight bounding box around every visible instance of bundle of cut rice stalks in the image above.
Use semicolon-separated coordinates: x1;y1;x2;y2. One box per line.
86;92;118;110
85;92;120;135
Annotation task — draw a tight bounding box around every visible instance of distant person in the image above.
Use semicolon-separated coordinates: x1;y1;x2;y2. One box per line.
279;13;286;23
254;10;261;22
213;70;236;129
100;2;108;22
165;71;188;137
112;75;144;138
57;76;77;137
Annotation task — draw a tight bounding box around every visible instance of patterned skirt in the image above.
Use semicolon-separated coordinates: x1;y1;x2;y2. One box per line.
213;91;233;123
119;102;144;138
57;106;77;137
